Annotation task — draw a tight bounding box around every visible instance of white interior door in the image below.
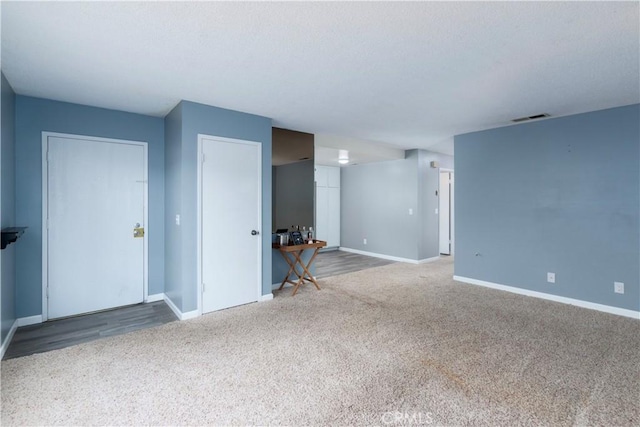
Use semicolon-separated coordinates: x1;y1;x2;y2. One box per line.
46;135;146;319
439;171;452;255
200;136;261;313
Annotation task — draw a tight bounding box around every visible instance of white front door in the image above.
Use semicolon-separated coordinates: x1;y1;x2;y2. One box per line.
200;136;261;314
439;171;452;255
45;134;146;319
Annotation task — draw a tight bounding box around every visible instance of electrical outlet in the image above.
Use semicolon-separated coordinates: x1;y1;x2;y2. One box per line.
614;282;624;294
363;238;367;245
547;272;555;283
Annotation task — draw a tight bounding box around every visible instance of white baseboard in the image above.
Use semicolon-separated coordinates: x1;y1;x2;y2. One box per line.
17;314;43;327
453;275;640;320
1;319;18;359
163;295;181;319
181;309;200;320
417;256;440;264
272;278;318;290
145;293;165;303
340;247;440;265
272;282;294;290
260;293;274;301
163;295;200;320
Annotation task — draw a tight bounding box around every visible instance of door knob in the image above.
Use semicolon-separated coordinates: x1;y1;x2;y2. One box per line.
251;230;259;236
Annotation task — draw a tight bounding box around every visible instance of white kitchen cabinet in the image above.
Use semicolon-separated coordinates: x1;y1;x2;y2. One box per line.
315;165;340;248
327;166;340;188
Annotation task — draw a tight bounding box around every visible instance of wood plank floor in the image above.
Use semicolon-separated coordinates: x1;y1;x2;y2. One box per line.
3;301;177;360
5;251;390;360
315;249;396;279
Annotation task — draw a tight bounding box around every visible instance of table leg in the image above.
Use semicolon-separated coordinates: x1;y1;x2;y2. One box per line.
290;250;307;296
276;246;324;296
278;252;297;290
299;248;321;290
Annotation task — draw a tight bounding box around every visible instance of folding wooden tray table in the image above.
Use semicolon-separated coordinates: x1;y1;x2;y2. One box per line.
273;240;327;295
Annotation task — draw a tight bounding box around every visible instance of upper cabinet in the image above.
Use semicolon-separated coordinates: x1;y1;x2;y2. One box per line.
315;165;328;188
327;166;340;188
315;165;340;188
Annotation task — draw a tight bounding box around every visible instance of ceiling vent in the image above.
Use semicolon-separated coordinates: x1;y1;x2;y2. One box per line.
512;113;550;123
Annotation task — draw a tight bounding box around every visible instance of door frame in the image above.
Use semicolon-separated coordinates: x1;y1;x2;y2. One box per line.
196;134;263;316
438;168;454;255
41;132;149;321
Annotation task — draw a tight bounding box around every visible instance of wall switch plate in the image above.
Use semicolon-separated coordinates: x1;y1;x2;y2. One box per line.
547;272;555;283
409;208;413;215
175;214;180;225
435;208;439;214
363;238;367;245
614;282;624;294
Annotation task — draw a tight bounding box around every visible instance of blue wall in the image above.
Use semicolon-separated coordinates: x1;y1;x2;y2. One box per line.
14;96;165;317
341;149;452;261
455;104;640;311
164;101;272;313
1;73;16;342
164;103;183;310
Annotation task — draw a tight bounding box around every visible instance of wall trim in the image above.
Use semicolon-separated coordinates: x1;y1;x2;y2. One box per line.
260;293;274;301
164;295;200;321
340;247;439;265
272;279;318;291
1;320;18;359
181;309;200;320
272;282;293;290
453;275;640;320
417;256;440;264
17;315;43;327
145;293;165;303
164;295;185;320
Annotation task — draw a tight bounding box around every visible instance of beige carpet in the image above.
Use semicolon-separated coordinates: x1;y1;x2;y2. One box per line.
2;258;639;426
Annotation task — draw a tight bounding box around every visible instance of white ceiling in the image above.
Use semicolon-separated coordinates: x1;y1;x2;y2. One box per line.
314;134;405;167
2;2;638;155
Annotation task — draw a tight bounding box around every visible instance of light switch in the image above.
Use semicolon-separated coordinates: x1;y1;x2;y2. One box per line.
409;208;413;215
175;214;180;225
435;208;438;214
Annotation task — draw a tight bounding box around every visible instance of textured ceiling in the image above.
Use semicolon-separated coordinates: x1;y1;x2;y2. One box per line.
2;2;638;154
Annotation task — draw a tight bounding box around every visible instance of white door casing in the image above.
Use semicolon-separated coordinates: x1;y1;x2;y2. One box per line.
42;132;148;320
450;172;455;255
198;135;262;314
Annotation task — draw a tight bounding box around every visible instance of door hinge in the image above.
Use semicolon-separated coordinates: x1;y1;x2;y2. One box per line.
202;282;205;292
201;153;205;163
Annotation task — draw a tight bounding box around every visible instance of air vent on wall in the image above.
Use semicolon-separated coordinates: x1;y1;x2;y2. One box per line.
512;113;550;123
